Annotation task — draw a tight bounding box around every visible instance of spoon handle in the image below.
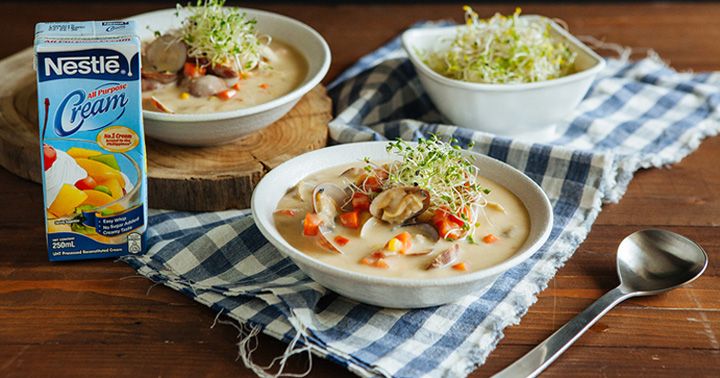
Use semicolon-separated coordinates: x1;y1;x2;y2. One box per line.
492;286;631;378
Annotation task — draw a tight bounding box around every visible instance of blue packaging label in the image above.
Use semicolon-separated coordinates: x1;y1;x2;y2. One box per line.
35;21;147;261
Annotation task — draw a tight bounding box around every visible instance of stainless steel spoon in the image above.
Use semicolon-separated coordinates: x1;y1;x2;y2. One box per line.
493;229;708;378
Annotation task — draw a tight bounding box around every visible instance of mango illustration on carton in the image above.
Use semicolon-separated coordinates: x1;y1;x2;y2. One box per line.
34;20;147;261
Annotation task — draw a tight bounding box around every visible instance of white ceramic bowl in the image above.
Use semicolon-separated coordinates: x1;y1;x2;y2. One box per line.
402;16;605;140
251;142;553;308
129;8;331;146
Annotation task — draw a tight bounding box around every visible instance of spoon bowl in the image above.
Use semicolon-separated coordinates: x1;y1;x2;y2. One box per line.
617;229;708;294
494;229;708;378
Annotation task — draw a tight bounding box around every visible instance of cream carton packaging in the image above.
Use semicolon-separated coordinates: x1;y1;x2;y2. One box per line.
34;21;147;261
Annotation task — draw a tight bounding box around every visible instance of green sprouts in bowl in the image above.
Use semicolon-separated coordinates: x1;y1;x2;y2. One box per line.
424;6;577;84
177;0;268;72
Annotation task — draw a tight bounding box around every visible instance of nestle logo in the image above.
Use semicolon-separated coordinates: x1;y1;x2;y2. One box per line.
44;55;122;77
36;49;137;83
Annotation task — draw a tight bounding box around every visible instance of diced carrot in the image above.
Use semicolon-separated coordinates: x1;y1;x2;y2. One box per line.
216;89;237;100
482;234;498;244
232;82;241;90
432;208;465;240
373;258;389;269
448;213;463;225
351;192;371;211
371;250;385;259
259;83;269;89
363;176;382;192
432;208;450;225
452;262;468;271
303;213;322;236
436;219;462;240
274;209;296;217
339;210;360;229
183;62;206;78
359;257;373;266
334;235;350;246
394;231;412;253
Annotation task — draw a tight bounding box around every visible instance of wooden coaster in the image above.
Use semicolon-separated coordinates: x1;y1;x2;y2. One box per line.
0;48;331;211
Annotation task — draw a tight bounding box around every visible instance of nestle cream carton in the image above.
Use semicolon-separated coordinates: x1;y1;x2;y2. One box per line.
34;21;147;261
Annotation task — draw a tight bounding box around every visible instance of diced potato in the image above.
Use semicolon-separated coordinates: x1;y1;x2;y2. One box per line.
99;178;123;200
487;202;507;214
49;184;88;217
67;147;102;159
75;158;125;186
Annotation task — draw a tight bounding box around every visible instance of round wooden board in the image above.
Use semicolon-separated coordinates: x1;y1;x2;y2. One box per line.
0;48;331;211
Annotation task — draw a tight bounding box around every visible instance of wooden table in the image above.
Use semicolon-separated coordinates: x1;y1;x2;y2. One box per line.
1;2;718;376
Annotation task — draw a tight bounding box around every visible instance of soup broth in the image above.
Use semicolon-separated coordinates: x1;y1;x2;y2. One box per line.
274;163;531;279
143;40;307;114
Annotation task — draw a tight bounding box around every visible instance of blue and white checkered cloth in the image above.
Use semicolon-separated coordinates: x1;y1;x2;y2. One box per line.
123;24;720;378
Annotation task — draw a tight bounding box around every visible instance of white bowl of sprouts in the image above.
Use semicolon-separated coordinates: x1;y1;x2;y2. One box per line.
130;1;330;146
402;7;605;140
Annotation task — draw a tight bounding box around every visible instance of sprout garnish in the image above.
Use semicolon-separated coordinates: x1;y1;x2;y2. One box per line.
362;136;491;241
177;0;268;72
424;6;577;84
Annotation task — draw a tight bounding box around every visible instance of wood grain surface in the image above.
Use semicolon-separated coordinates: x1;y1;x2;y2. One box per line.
0;47;331;211
1;2;718;377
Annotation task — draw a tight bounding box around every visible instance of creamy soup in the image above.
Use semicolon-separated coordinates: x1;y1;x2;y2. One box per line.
142;40;307;114
274;162;531;279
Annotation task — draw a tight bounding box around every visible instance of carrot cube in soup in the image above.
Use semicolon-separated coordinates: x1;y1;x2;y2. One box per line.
482;234;498;244
359;257;373;266
216;89;237;100
431;208;451;225
362;176;382;192
394;231;412;252
334;235;350;246
339;210;360;229
452;262;468;271
373;258;389;269
351;192;371;211
303;213;322;236
436;219;462;240
183;62;206;78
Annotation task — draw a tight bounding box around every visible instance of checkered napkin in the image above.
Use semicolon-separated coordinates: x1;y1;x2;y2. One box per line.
123;24;720;378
